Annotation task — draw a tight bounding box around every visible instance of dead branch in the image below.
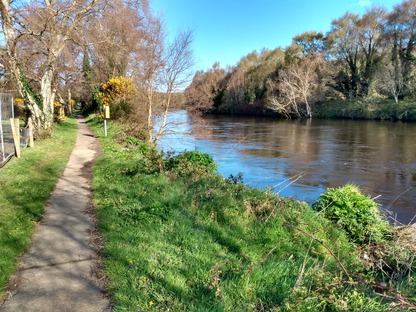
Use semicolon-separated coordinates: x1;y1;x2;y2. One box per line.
283;223;350;278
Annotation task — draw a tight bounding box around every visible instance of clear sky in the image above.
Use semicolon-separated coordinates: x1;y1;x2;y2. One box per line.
151;0;402;72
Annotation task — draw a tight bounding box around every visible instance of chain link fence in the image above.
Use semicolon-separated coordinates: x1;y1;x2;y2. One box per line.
0;93;15;167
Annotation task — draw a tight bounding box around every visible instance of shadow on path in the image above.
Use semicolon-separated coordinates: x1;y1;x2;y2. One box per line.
0;118;111;312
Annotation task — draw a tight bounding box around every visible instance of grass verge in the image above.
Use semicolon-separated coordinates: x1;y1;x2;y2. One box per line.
90;117;416;311
0;118;77;300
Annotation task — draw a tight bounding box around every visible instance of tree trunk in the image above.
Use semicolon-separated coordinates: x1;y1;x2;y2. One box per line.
67;88;72;116
153;90;172;144
147;85;154;144
0;0;45;134
41;68;56;129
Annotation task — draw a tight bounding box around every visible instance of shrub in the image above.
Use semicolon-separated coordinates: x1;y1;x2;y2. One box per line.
53;101;65;122
165;151;217;177
98;76;136;119
312;184;391;244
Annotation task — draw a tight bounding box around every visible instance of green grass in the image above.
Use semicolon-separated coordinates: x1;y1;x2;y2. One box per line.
89;117;416;311
0;118;77;299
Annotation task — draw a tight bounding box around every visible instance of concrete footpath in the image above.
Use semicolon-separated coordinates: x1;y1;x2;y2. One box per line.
0;118;111;312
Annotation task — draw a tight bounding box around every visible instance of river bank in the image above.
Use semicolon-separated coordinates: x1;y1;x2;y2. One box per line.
88;116;416;311
203;99;416;121
158;109;416;224
313;99;416;121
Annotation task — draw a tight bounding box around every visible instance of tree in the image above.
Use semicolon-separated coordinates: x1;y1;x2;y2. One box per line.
385;0;416;98
286;31;325;61
0;0;103;134
376;59;403;103
0;0;43;130
133;12;165;143
326;7;392;99
76;0;149;114
294;31;325;56
356;6;387;95
87;0;148;82
219;48;284;113
153;30;194;143
185;63;227;115
326;13;364;98
268;57;324;118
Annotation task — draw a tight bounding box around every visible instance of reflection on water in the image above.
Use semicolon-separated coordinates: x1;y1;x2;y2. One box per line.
158;110;416;224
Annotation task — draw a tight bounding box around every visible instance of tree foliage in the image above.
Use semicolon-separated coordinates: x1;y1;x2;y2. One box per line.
185;0;416;119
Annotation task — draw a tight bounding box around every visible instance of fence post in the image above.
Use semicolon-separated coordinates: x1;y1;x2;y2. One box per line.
28;117;34;147
10;118;20;158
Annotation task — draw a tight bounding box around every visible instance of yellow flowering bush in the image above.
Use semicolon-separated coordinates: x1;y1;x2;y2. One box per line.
14;98;25;107
98;76;136;119
99;76;135;106
54;101;65;122
14;97;28;121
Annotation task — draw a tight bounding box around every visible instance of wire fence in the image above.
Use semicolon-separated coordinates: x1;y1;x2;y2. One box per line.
0;93;15;167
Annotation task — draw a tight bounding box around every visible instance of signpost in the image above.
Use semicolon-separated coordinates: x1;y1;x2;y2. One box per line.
103;105;110;137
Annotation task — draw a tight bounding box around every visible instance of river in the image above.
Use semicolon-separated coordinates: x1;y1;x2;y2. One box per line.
157;110;416;224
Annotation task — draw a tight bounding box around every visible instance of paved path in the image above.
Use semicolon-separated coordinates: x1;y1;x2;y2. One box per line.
1;118;111;312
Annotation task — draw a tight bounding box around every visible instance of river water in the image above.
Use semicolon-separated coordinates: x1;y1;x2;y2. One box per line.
157;110;416;224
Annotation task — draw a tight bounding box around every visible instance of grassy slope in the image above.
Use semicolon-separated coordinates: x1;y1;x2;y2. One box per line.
90;117;415;311
0;118;77;299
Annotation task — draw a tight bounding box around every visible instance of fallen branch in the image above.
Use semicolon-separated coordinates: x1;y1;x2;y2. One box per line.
373;291;416;310
283;223;350;278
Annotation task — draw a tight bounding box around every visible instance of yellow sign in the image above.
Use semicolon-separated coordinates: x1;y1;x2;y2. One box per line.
104;106;110;119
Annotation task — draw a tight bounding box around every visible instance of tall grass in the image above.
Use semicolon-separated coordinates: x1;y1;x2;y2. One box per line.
0;118;77;300
90;117;416;311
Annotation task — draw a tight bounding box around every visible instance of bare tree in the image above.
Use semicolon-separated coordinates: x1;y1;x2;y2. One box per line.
153;30;194;143
0;0;43;130
0;0;103;133
133;12;165;143
269;57;323;118
87;0;147;82
376;58;404;103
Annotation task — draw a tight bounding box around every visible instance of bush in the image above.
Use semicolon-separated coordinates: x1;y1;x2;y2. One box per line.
312;184;391;244
165;150;217;177
98;76;136;119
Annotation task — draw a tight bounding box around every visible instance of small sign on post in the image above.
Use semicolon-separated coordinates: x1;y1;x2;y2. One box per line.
103;105;110;137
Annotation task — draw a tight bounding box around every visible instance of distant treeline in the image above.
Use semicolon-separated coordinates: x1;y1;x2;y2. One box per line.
185;0;416;119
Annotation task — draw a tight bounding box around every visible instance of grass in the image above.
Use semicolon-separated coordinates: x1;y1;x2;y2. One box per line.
89;117;416;311
0;118;77;300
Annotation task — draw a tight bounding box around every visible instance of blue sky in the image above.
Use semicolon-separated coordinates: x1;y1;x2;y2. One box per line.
151;0;401;72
